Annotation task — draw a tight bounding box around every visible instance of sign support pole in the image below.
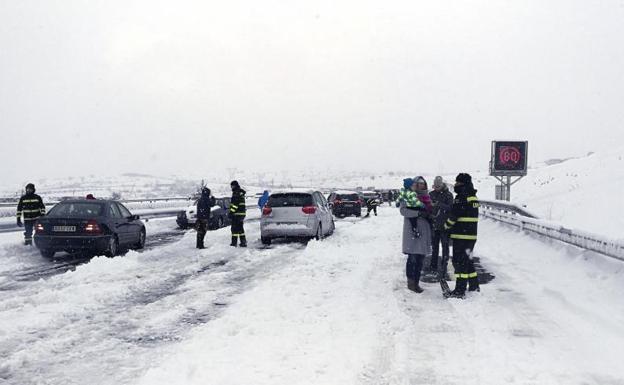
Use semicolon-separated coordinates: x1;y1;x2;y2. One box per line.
493;175;524;201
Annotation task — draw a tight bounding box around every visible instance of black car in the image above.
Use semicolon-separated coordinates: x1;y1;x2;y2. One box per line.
34;200;146;258
327;191;362;218
176;197;232;230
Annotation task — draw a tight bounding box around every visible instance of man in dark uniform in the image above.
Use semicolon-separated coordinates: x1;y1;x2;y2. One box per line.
444;173;480;298
196;187;215;249
16;183;46;245
364;194;380;217
229;180;247;247
429;176;454;272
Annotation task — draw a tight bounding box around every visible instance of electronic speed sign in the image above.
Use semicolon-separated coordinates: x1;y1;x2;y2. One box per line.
489;141;528;176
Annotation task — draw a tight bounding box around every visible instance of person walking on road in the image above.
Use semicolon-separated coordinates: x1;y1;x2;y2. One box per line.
429;176;454;272
229;180;247;247
364;195;380;217
196;187;215;249
444;173;480;298
16;183;45;246
399;177;432;293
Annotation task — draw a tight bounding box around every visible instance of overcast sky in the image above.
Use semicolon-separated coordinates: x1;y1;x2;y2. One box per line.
1;0;623;186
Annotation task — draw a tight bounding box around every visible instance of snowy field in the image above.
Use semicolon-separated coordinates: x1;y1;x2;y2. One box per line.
1;206;623;385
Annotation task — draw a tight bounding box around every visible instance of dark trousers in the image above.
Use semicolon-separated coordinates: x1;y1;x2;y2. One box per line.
451;239;478;294
196;219;208;249
431;230;450;269
366;206;377;216
24;220;35;244
406;254;425;283
231;216;246;246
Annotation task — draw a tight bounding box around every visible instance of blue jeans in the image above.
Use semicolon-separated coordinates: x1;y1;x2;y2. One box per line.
406;254;424;282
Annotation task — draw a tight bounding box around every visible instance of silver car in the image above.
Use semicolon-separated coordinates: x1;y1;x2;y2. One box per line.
260;190;335;245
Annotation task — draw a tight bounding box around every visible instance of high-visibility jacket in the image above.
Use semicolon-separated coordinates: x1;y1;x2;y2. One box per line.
17;193;46;222
444;191;479;241
229;189;247;217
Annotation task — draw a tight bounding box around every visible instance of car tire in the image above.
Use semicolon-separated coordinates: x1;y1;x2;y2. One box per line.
134;228;146;250
105;235;119;258
261;236;272;246
329;218;335;235
40;249;55;259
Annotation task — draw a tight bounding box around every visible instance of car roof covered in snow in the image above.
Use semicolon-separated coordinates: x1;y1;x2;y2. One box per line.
56;199;109;204
270;189;317;195
332;190;359;195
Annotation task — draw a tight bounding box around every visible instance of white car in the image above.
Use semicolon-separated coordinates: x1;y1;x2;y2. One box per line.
176;197;232;230
260;190;335;245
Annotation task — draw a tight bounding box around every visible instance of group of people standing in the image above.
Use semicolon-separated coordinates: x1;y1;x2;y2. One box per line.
398;173;479;298
195;180;248;249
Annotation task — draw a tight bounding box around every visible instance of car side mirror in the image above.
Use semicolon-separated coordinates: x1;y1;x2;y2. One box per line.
128;215;140;221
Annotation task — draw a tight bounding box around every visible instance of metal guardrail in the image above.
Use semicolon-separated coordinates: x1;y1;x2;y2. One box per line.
480;199;624;262
0;197;191;208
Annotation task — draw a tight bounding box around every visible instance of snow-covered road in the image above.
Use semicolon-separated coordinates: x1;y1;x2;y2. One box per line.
1;208;623;385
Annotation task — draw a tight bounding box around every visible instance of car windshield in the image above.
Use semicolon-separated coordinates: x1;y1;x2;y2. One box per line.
47;202;104;218
268;193;313;207
336;194;359;201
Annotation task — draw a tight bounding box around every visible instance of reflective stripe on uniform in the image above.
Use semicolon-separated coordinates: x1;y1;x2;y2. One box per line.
22;209;42;213
232;233;245;237
450;234;478;240
455;272;478;279
457;217;478;222
21;199;40;203
467;196;478;202
234;213;246;216
446;219;456;225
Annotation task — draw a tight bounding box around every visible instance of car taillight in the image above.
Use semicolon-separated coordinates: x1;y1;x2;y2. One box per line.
35;223;45;233
357;199;363;205
302;206;317;214
262;207;272;216
334;200;341;205
84;220;102;234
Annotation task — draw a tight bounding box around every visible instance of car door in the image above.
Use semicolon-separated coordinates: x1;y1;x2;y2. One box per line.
313;192;329;233
107;202;127;244
116;203;140;244
318;192;333;234
211;198;223;228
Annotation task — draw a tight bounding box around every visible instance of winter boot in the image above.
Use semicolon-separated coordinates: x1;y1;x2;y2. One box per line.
448;278;467;298
468;277;480;292
407;279;424;293
24;239;32;246
230;236;238;247
239;236;247;248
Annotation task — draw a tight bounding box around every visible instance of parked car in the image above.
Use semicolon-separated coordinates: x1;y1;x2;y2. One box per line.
176;197;231;230
360;191;382;205
327;190;362;218
260;190;335;245
34;199;146;258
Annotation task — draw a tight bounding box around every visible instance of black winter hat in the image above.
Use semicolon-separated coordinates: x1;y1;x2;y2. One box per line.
230;180;240;188
25;183;35;191
202;187;211;195
455;173;472;185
